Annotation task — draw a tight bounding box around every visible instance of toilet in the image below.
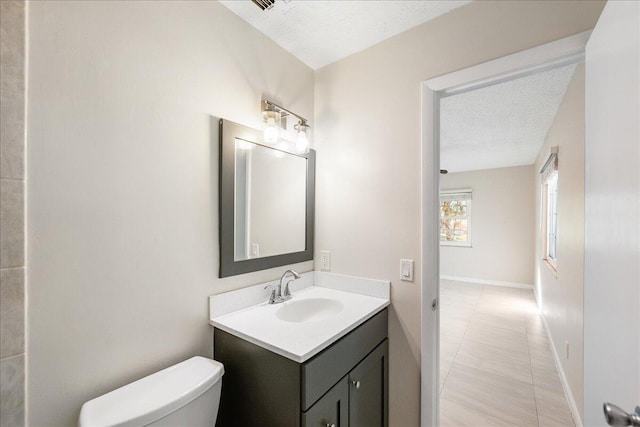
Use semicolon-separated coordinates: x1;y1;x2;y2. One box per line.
79;356;224;427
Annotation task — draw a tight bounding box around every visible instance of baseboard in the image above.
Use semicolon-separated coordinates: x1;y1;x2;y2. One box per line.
534;291;583;427
440;275;533;290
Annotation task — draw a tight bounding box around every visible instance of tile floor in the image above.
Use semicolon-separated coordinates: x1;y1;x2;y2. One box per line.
439;279;575;427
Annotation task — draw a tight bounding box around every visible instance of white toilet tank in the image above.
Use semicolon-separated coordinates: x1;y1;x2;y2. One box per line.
79;356;224;427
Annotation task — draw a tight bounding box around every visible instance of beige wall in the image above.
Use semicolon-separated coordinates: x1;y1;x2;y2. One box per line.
440;166;535;285
314;2;602;425
26;2;314;426
1;1;26;426
534;64;585;418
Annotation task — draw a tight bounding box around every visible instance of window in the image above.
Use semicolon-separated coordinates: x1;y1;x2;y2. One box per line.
440;190;472;247
545;173;558;264
540;147;558;271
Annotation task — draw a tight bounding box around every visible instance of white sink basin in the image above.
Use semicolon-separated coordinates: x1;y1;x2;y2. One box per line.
276;298;344;323
210;282;390;362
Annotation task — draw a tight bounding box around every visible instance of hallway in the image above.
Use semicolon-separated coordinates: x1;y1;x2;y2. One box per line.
439;279;575;427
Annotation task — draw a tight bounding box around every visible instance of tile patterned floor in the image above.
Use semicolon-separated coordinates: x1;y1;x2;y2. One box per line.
439;279;575;427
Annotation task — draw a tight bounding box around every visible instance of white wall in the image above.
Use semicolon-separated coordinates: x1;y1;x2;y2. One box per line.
534;64;585;418
440;166;535;286
26;2;314;426
583;3;640;424
314;1;603;425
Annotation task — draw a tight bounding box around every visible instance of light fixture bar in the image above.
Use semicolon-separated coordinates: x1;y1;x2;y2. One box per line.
261;98;311;153
262;99;308;125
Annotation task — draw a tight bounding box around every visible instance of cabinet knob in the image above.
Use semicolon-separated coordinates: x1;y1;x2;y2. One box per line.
352;380;361;389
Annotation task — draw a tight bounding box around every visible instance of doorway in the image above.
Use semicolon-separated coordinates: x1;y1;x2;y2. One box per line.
420;31;590;427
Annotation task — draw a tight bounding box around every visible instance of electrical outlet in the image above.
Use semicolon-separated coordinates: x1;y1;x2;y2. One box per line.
565;340;570;360
320;251;331;271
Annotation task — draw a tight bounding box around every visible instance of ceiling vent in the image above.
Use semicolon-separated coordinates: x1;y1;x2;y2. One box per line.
251;0;275;11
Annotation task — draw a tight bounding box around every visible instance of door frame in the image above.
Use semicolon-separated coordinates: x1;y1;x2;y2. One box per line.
419;30;591;427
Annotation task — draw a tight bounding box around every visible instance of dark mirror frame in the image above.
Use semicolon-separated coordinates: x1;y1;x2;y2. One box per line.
219;118;315;278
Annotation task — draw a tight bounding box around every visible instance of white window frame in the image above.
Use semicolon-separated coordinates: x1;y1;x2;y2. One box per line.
439;189;472;247
540;147;559;272
542;171;558;271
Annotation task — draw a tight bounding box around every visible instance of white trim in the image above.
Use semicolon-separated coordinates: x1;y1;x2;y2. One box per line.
439;241;472;248
440;275;533;290
420;78;440;427
534;292;583;427
426;31;590;95
440;188;473;195
420;31;591;427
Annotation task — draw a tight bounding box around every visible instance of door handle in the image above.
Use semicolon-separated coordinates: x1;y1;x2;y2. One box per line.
603;402;640;427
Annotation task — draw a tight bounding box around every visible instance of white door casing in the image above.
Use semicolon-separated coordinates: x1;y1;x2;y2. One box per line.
584;2;640;426
420;32;591;427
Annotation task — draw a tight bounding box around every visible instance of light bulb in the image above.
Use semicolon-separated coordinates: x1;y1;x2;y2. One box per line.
262;110;281;144
294;122;310;153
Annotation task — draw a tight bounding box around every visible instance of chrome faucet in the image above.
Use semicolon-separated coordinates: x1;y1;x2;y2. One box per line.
280;269;301;299
264;269;301;304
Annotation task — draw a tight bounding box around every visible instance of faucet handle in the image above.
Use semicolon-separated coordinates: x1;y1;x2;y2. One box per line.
282;279;294;297
264;284;277;304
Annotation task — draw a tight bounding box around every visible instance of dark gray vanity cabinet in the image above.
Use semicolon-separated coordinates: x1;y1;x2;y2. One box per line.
214;308;388;427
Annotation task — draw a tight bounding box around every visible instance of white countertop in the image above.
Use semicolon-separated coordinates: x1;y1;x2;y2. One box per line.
210;273;390;362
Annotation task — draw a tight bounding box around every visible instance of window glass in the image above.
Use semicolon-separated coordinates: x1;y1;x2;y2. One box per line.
440;191;472;247
546;173;558;261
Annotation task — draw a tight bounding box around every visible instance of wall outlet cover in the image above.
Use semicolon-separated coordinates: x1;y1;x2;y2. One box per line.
320;251;331;271
400;259;414;282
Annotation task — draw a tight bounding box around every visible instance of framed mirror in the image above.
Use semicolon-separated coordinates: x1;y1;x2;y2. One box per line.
219;118;315;278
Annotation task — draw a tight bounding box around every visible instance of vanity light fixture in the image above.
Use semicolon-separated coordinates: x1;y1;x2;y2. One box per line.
261;99;311;153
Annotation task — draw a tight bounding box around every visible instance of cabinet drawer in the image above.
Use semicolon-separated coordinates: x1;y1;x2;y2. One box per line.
301;308;388;410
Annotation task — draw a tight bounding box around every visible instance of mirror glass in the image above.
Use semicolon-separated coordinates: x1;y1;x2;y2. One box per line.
234;138;306;260
219;118;315;278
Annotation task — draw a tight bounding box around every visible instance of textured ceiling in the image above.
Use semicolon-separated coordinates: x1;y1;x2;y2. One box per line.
440;64;577;173
219;0;472;69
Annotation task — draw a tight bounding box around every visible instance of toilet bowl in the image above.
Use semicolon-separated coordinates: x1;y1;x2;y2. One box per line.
79;356;224;427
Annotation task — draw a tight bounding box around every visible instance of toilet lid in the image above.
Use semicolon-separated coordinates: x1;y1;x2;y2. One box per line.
78;356;224;427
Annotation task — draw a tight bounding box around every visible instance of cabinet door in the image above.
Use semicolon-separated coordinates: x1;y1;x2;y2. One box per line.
302;376;349;427
349;339;389;427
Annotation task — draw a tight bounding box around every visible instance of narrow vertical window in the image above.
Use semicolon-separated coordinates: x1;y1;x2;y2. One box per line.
440;190;472;247
546;173;558;263
540;147;558;271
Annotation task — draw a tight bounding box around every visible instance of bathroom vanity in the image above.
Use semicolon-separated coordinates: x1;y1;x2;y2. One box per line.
209;272;390;427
